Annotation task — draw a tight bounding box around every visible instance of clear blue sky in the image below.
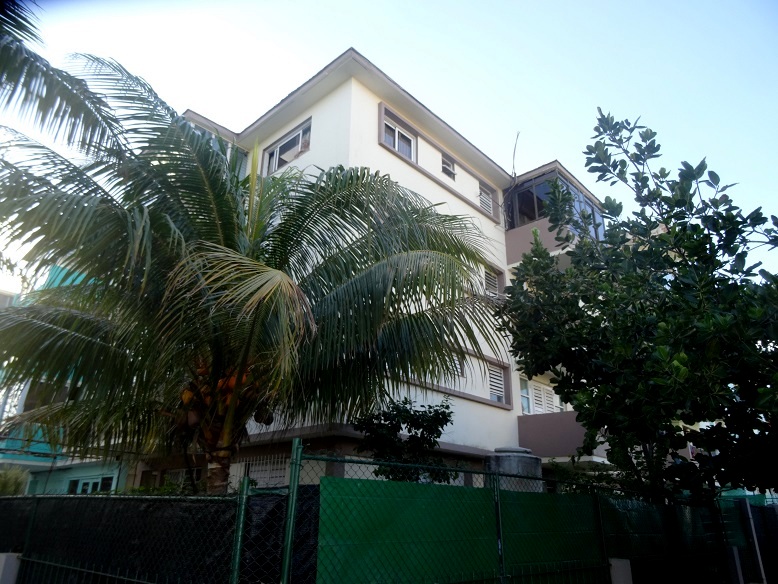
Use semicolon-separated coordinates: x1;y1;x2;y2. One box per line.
2;0;776;290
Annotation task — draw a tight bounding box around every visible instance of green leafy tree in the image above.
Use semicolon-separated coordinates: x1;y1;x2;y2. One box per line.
0;465;29;495
499;109;778;501
353;397;457;483
0;2;501;492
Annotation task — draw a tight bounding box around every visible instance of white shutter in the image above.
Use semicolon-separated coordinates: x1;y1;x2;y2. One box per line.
543;387;556;413
484;270;499;296
530;383;550;414
532;385;545;413
530;382;563;414
479;185;493;214
488;365;504;403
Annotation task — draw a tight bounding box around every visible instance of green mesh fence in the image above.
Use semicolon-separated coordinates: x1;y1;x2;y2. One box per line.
2;447;761;584
7;494;241;583
718;497;766;584
298;455;612;583
293;452;733;584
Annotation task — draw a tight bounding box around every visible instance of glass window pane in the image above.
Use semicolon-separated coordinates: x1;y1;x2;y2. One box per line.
521;395;531;414
595;210;605;239
267;150;276;173
384;123;395;148
301;126;311;152
534;182;552;202
398;132;413;159
517;190;537;225
277;133;301;169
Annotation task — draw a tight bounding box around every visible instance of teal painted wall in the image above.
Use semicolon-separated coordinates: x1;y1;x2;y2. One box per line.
27;462;128;494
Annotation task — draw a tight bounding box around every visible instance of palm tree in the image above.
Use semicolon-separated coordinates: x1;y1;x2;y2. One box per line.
0;3;501;492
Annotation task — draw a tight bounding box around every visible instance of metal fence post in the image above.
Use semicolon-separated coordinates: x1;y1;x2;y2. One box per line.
281;437;303;584
229;476;250;584
739;498;767;584
491;472;506;584
593;493;612;582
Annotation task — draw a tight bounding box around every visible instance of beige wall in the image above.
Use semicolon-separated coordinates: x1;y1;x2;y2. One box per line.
244;79;354;177
346;80;507;265
405;385;517;451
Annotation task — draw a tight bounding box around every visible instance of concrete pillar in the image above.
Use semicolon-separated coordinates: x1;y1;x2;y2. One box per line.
0;553;20;584
609;558;633;584
484;447;543;492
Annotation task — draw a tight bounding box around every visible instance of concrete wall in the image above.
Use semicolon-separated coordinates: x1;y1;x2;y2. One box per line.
248;79;354;178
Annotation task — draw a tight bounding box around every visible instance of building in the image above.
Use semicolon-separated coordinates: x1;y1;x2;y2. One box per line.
159;48;606;488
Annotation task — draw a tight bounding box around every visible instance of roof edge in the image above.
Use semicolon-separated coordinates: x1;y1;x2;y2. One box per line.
237;47;510;182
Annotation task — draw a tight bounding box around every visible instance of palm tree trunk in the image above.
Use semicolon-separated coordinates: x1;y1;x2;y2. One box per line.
206;449;232;494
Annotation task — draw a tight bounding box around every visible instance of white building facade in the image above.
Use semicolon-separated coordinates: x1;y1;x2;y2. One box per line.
185;49;599;469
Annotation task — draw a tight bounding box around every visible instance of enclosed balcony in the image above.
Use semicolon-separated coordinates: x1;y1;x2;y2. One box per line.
503;161;603;266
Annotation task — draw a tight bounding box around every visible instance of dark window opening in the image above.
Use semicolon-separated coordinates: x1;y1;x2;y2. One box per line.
505;172;603;238
442;154;456;179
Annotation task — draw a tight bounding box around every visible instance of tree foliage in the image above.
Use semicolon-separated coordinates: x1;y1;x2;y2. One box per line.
499;109;778;500
0;464;29;495
353;397;457;483
0;2;501;492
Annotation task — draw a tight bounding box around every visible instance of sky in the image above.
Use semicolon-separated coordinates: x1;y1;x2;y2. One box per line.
1;0;776;290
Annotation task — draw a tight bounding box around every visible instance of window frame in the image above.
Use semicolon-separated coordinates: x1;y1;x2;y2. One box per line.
264;118;312;175
383;116;416;161
484;266;505;297
377;103;502;224
441;153;456;180
479;182;497;217
520;377;565;415
487;363;505;403
520;377;531;414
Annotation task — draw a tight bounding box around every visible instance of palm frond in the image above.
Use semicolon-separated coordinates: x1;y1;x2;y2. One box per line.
0;130;156;288
0;0;41;44
0;39;122;156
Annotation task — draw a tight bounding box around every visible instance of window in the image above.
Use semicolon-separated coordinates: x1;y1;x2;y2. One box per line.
520;378;531;414
0;293;13;308
242;454;290;488
505;172;604;238
479;182;494;215
441;154;456;180
488;364;505;403
384;118;414;160
456;355;466;377
484;269;499;297
265;120;311;174
522;379;565;414
73;476;114;494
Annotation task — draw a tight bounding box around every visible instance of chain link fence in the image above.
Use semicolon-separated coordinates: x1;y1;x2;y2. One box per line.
0;494;239;583
2;440;772;583
290;449;736;584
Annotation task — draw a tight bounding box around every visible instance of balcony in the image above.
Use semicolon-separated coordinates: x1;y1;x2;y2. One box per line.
505;218;563;265
517;410;608;466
